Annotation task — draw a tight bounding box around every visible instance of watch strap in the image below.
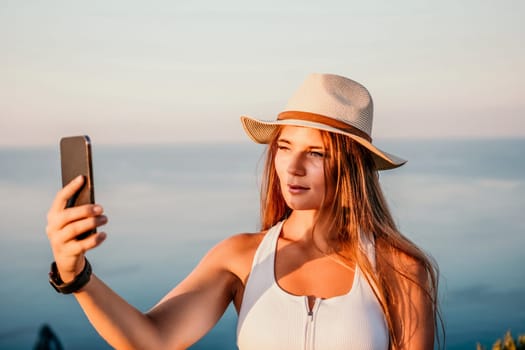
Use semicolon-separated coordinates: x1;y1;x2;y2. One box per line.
49;258;92;294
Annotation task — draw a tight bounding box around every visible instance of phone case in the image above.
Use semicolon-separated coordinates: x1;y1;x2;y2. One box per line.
60;135;96;239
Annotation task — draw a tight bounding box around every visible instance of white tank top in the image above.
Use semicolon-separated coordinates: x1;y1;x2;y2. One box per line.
237;221;389;350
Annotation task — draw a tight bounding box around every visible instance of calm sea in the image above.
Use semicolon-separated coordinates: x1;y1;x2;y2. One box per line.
0;139;523;350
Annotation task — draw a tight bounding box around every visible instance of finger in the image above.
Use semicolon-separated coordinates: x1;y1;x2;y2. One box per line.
60;215;108;243
80;231;107;251
49;175;85;214
51;204;104;232
47;204;104;238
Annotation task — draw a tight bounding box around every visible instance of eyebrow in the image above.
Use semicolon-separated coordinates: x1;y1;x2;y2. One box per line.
277;138;291;144
277;138;325;150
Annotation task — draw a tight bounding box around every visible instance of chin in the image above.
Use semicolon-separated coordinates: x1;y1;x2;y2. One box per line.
284;199;322;211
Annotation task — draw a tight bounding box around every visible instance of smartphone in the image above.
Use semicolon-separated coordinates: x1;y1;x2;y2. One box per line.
60;135;96;240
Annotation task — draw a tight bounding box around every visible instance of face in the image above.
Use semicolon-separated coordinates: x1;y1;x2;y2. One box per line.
274;126;331;211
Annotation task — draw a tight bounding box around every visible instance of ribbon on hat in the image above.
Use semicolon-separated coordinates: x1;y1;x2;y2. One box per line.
278;111;372;142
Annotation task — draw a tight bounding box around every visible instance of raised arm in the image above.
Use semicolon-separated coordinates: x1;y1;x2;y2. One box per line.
46;176;239;350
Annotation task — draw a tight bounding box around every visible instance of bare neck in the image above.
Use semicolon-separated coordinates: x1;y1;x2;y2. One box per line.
282;210;339;253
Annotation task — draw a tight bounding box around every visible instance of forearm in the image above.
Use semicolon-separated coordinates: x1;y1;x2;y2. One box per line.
74;274;162;350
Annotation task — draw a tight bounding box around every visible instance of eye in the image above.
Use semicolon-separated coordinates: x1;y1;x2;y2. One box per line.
309;151;325;158
277;144;290;151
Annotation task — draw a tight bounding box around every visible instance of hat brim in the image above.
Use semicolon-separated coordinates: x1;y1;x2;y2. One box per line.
241;115;406;171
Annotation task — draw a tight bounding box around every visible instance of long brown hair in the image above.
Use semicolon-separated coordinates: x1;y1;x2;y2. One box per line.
259;126;443;349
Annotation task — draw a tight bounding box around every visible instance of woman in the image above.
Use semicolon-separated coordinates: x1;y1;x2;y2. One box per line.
46;73;441;349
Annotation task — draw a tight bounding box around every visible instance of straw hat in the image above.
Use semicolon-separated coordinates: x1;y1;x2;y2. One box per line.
240;73;406;170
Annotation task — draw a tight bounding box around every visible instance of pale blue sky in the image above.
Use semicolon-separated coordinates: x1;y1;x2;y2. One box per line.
1;0;523;146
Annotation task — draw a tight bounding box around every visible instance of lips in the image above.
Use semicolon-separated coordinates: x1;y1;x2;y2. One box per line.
287;184;310;194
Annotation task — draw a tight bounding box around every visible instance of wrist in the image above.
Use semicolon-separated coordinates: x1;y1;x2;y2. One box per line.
59;260;85;283
49;257;92;294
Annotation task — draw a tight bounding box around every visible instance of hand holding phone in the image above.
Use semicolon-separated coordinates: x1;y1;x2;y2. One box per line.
60;135;96;240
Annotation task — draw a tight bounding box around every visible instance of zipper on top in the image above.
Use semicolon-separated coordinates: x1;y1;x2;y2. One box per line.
304;297;321;350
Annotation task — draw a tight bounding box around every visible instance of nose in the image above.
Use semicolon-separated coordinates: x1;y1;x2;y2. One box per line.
287;153;306;176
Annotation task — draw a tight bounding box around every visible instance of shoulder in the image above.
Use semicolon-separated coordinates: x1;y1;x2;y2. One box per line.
394;249;427;274
390;248;430;287
203;231;267;284
217;232;266;252
376;237;431;287
166;231;267;303
209;232;266;260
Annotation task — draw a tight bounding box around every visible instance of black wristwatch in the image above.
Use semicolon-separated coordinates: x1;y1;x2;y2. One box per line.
49;258;92;294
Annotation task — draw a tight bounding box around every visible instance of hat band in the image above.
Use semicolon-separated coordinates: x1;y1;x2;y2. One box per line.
278;111;372;142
